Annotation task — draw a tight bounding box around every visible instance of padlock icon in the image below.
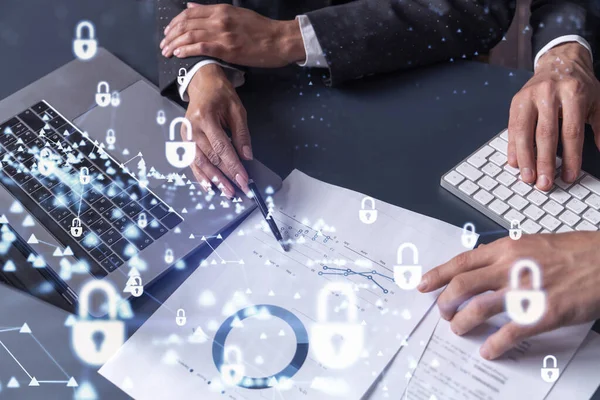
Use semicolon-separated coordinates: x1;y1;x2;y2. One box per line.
509;220;522;240
220;346;245;386
70;217;83;237
96;81;111;108
177;68;187;85
505;259;546;325
137;212;148;229
175;308;186;326
165;117;196;169
461;222;477;248
111;91;121;107
156;110;166;125
393;243;422;290
164;248;174;264
358;196;378;224
71;280;125;366
541;355;559;383
310;282;364;369
79;167;91;185
38;148;55;176
73;21;98;61
123;275;144;298
106;129;116;146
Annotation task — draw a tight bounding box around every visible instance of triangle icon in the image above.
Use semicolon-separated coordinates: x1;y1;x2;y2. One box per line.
22;215;35;227
19;323;31;333
216;234;223;240
29;377;39;387
27;233;39;244
188;234;195;239
7;377;19;388
0;214;8;224
53;247;63;257
3;260;16;272
66;377;78;387
63;246;74;256
64;314;77;327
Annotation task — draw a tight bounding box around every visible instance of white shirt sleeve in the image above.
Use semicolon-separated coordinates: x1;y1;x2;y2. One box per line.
177;60;245;102
534;35;593;70
296;15;328;68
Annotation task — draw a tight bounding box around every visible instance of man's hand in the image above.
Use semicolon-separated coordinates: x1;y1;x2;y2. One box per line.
160;3;306;67
418;232;600;360
508;42;600;191
184;64;251;197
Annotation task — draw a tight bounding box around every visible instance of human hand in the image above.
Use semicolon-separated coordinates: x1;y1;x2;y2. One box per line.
160;3;306;67
507;42;600;191
417;232;600;360
184;64;251;197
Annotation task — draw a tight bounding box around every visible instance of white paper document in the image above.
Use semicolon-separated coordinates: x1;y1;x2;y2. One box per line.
404;315;593;399
100;170;470;399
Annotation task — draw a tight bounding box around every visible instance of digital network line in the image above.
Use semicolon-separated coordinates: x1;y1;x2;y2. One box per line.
318;265;394;294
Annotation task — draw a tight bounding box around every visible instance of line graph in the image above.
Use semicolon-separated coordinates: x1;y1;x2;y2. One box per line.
318;265;394;294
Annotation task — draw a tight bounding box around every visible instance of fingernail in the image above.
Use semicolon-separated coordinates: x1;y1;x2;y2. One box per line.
164;26;170;35
521;167;534;182
160;39;165;49
480;344;491;360
537;174;550;189
235;173;248;189
162;48;168;57
243;146;253;160
174;48;180;56
564;170;577;183
417;279;428;292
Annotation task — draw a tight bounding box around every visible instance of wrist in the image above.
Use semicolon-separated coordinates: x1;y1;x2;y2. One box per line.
277;19;306;65
188;64;229;102
537;42;593;72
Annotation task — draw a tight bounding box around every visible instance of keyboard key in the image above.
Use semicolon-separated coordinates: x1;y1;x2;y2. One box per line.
580;175;600;195
523;204;544;221
558;210;581;227
496;172;516;187
477;176;498;191
527;190;548;206
100;228;123;246
540;215;561;231
583;208;600;225
459;180;478;196
92;197;113;214
492;185;512;201
82;188;104;204
18;109;45;131
111;238;138;261
30;187;52;203
90;218;110;236
585;194;600;210
474;189;494;205
504;209;525;224
50;206;71;222
507;194;528;211
39;196;58;212
482;162;502;177
90;245;109;262
569;184;590;200
489;137;508;154
554;177;573;190
101;254;123;272
81;208;101;226
31;101;49;114
113;215;133;232
549;189;570;205
576;220;598;231
123;201;143;219
161;212;184;229
557;225;574;233
467;154;487;168
112;191;133;208
105;183;122;198
521;219;542;234
144;219;168;240
149;203;170;220
542;200;564;217
456;163;483;182
566;198;587;214
81;231;102;250
503;164;520;175
21;178;42;194
488;199;509;215
500;129;509;140
122;225;153;250
444;170;465;187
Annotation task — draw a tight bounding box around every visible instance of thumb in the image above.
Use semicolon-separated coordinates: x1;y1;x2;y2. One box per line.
229;104;252;160
591;106;600;150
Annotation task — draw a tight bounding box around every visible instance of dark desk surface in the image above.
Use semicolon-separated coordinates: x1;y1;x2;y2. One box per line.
1;0;599;399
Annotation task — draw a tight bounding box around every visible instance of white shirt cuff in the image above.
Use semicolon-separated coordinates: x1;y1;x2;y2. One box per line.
177;60;245;102
296;15;328;68
534;35;593;70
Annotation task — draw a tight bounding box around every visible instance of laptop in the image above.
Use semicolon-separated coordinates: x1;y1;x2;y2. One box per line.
0;47;281;315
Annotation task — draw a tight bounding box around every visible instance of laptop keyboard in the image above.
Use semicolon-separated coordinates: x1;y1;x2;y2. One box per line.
0;101;183;278
441;129;600;234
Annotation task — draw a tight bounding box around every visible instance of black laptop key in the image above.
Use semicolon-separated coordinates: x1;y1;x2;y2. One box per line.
122;225;153;251
21;178;42;194
105;183;122;198
161;212;183;229
90;218;110;236
123;201;143;219
68;199;90;215
83;188;103;204
101;254;123;272
91;197;112;213
103;207;124;223
114;216;133;233
49;116;67;130
111;238;138;261
149;203;169;220
144;219;168;240
50;205;71;222
100;228;123;246
58;212;77;232
81;231;102;251
50;182;71;196
2;163;18;177
0;132;17;146
40;108;58;120
81;208;101;226
125;184;149;202
89;244;109;262
31;102;49;114
112;191;133;208
40;196;58;212
0;117;19;132
18;109;45;132
40;176;60;191
27;137;45;151
31;187;52;203
139;192;160;210
11;122;29;136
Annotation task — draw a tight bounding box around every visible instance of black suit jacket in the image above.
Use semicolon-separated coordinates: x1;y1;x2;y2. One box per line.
156;0;516;93
531;0;599;76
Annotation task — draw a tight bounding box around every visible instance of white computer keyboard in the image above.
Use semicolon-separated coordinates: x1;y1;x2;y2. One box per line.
441;129;600;234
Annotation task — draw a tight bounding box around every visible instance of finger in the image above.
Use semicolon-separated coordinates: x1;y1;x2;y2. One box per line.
202;117;249;193
193;146;235;198
164;7;211;36
508;99;537;183
418;246;494;293
590;106;600;151
173;42;226;60
479;320;551;360
437;266;504;321
189;163;211;193
535;98;559;190
560;98;585;183
450;289;506;335
228;103;253;160
163;30;211;58
507;128;517;168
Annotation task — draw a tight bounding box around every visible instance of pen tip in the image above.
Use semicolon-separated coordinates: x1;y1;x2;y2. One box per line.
278;240;289;252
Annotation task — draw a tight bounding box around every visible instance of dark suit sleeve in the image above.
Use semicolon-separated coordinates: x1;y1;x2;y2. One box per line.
304;0;516;86
156;0;236;97
530;0;598;70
